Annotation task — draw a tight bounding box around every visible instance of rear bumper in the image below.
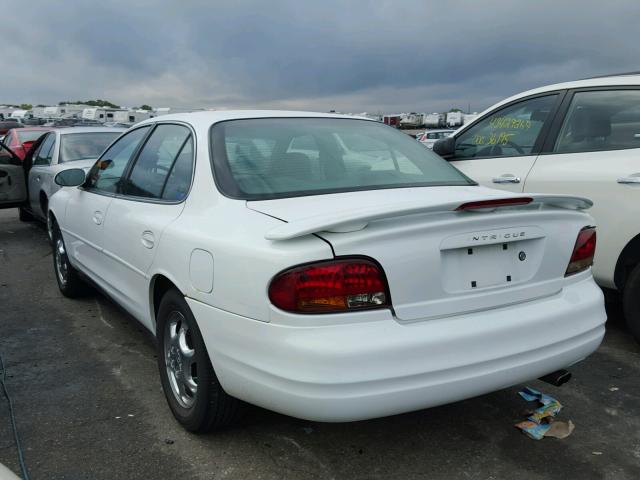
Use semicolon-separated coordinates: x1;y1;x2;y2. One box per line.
188;276;606;422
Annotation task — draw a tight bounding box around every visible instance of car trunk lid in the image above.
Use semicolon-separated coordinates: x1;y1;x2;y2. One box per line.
248;187;593;321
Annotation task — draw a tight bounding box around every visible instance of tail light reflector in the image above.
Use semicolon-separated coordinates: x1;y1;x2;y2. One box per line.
565;227;596;276
268;258;390;314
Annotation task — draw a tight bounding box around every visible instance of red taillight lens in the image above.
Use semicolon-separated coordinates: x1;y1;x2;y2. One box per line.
566;227;596;276
456;197;533;211
268;258;390;313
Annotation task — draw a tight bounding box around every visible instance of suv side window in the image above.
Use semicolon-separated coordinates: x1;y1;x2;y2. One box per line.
121;124;191;199
33;133;55;166
86;126;150;193
454;94;559;159
554;89;640;153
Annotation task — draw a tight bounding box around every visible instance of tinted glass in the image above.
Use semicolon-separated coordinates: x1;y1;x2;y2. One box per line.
162;136;194;201
86;126;150;193
454;95;558;159
555;90;640;153
122;124;190;199
0;143;20;165
211;118;473;200
33;133;55;165
59;132;120;162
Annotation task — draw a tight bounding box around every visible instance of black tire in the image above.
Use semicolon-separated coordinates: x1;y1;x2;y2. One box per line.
52;224;89;298
623;264;640;343
156;288;242;432
18;207;33;222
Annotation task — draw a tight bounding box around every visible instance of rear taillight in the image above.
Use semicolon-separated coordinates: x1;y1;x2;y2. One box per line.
268;258;390;314
566;226;596;276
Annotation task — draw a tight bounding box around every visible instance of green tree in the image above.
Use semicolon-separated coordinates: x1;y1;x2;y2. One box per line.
19;103;33;110
138;104;153;111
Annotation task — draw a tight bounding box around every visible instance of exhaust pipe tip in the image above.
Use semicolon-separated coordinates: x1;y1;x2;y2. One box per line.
539;369;572;387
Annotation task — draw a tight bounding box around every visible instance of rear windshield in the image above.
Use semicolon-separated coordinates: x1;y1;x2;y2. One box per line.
59;132;120;163
17;130;49;143
211;118;474;200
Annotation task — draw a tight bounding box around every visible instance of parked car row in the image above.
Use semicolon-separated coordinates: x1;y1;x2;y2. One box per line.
2;74;631;434
433;72;640;341
0;107;606;433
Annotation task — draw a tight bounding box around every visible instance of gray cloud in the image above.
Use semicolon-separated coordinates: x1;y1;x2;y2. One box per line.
2;0;639;113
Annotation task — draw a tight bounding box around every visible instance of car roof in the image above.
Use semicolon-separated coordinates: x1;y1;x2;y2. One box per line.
56;126;127;135
15;127;53;132
135;110;373;128
488;74;640;111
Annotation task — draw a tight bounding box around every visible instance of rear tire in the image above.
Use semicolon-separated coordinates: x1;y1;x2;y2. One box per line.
156;288;242;432
19;207;33;222
622;263;640;343
52;224;89;298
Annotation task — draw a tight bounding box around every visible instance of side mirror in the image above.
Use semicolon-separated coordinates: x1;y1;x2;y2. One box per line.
432;136;456;159
55;168;86;187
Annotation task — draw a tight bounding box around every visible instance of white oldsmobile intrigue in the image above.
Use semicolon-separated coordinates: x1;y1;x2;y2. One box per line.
46;111;606;432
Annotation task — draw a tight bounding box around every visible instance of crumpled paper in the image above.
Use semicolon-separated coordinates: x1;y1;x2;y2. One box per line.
515;387;574;440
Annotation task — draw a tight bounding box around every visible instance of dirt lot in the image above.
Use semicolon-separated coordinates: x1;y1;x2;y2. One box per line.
1;209;639;480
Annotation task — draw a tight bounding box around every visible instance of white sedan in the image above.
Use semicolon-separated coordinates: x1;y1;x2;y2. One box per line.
41;111;605;432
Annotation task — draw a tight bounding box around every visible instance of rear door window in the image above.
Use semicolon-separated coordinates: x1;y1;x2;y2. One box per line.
86;126;150;193
453;94;559;159
33;133;55;166
554;89;640;153
122;124;191;199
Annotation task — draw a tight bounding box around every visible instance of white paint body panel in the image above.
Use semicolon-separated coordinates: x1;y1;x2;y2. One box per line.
48;110;606;422
447;75;640;289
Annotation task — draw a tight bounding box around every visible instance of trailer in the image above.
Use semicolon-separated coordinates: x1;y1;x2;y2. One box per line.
424;112;444;128
463;112;480;125
382;114;402;128
399;113;425;129
446;111;464;128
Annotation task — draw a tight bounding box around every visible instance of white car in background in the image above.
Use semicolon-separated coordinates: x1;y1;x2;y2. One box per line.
434;72;640;341
19;127;125;232
418;129;455;149
29;111;605;432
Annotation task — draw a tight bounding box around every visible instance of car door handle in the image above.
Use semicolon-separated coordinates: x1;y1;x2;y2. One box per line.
92;211;104;225
141;231;155;249
35;176;41;183
617;175;640;184
492;174;521;184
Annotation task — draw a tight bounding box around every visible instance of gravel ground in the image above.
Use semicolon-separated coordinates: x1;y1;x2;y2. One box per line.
1;208;639;480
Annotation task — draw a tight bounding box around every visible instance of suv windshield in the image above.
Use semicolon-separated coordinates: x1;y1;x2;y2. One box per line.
211;118;475;200
59;132;120;163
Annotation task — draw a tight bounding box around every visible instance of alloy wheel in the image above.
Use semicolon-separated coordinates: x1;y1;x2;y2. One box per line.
164;311;198;408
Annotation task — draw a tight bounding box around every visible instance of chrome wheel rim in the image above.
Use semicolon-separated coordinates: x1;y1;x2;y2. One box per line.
164;311;197;408
55;238;68;286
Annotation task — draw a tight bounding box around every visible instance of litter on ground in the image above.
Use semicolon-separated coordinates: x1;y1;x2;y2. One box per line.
515;387;574;440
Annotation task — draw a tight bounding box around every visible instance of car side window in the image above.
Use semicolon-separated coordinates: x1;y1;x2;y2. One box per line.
33;133;55;166
162;136;194;201
453;94;559;159
554;89;640;153
86;126;150;193
121;124;191;199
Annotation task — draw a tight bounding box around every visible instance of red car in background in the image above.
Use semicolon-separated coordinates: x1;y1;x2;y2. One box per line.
2;127;53;161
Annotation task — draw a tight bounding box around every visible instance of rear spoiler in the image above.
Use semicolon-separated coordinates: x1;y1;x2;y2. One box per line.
264;194;592;241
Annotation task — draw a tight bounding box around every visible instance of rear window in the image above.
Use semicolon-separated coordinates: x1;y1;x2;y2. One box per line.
59;132;120;163
17;130;48;143
211;118;475;200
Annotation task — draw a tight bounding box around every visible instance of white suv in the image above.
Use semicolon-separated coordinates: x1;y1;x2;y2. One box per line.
434;72;640;341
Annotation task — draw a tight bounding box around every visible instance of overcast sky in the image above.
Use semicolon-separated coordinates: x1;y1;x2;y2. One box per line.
3;1;639;113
